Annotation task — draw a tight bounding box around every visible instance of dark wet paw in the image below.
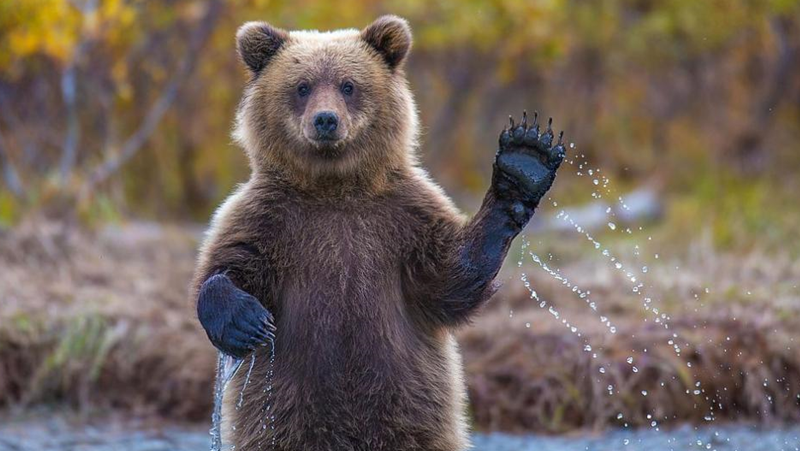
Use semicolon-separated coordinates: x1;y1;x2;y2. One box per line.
197;274;276;359
493;111;566;210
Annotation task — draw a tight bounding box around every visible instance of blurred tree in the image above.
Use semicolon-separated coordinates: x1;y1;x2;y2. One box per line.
0;0;797;225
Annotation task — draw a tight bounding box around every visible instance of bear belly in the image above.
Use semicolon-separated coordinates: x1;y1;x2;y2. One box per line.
226;280;468;451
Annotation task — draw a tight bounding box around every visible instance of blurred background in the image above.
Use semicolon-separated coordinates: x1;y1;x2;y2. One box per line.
1;0;800;449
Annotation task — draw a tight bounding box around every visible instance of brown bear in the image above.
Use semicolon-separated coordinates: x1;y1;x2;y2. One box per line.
193;15;565;451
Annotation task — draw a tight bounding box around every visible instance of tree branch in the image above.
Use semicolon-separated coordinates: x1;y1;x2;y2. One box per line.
80;0;224;199
0;130;24;199
58;0;99;187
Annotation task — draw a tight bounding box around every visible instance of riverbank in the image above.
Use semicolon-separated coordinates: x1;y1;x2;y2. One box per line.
1;220;799;432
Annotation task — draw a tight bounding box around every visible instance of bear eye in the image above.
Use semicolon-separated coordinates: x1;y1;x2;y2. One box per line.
341;81;354;96
297;82;311;97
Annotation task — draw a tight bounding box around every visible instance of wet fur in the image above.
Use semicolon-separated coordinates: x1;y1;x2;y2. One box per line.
193;15;562;451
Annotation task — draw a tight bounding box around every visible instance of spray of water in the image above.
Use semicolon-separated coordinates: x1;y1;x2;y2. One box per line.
237;354;257;410
210;352;244;451
517;144;719;444
258;339;277;449
518;238;585;337
210;339;277;451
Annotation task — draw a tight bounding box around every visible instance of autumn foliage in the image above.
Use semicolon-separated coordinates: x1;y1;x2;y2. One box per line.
0;0;798;238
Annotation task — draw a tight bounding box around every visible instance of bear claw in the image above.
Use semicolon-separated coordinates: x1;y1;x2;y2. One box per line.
497;111;565;169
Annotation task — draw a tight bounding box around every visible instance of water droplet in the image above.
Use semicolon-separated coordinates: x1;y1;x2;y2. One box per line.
211;352;245;451
236;354;257;410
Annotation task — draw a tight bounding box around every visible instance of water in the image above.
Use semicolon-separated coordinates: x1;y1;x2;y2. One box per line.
258;340;277;449
236;354;257;410
472;424;800;451
516;146;720;444
210;352;243;451
518;239;584;338
2;415;798;451
528;250;617;334
210;339;277;451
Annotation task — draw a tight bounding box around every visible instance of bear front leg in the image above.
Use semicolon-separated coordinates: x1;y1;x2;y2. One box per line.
197;273;276;358
436;112;566;324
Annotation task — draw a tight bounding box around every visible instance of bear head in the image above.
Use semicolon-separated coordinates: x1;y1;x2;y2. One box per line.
233;16;418;184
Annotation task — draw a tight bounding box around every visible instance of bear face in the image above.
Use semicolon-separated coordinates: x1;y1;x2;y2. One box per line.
233;16;419;183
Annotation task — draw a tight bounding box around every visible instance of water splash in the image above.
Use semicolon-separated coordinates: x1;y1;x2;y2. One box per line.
517;151;721;443
211;342;277;451
518;237;584;337
518;237;623;387
528;250;618;334
258;339;278;449
236;353;257;410
211;352;244;451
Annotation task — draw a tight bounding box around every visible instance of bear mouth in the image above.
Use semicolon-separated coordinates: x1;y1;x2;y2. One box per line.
306;137;347;159
308;133;347;149
314;136;340;144
303;128;346;145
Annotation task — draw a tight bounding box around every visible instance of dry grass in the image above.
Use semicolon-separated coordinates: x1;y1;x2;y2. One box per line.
1;220;799;431
461;305;800;432
0;220;214;420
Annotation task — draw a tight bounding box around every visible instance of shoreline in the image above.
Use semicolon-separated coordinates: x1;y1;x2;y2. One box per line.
2;412;799;451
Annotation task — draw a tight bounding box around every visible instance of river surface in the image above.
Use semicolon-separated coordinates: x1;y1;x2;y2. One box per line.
0;415;798;451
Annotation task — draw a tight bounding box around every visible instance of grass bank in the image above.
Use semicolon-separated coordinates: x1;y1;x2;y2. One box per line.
1;220;798;432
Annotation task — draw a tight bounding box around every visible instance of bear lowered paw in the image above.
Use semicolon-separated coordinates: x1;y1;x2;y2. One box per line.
197;274;276;359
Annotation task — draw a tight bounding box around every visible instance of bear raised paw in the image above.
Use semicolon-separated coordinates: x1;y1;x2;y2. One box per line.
493;111;566;227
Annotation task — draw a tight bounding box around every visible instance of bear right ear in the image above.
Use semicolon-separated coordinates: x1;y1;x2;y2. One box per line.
236;21;289;75
361;15;412;71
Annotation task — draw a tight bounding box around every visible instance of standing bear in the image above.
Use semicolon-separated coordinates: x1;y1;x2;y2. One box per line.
193;15;565;451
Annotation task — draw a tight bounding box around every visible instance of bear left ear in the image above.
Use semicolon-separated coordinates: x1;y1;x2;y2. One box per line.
236;21;289;75
361;15;412;71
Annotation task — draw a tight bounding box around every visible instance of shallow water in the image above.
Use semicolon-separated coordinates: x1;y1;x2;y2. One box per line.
473;424;800;451
1;416;798;451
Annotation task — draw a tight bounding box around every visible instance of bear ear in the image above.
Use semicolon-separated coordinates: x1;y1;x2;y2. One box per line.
236;21;289;75
361;15;412;71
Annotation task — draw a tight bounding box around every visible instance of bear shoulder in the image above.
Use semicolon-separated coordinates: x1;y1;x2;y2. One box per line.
395;166;467;227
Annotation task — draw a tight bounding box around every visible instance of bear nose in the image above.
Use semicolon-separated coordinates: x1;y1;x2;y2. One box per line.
313;111;339;137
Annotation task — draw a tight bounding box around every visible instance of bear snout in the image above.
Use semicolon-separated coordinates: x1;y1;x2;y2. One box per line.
313;111;339;138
